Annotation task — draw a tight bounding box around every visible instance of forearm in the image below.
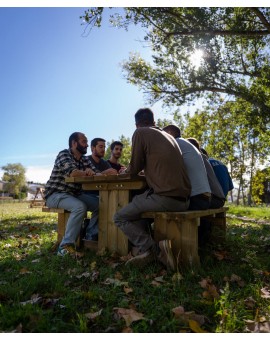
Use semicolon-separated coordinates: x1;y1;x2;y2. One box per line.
70;168;95;177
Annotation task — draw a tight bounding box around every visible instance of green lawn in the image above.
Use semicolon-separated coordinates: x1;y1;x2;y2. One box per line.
0;202;270;333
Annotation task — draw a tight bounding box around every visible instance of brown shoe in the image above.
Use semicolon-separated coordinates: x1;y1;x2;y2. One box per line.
158;240;176;272
125;250;156;268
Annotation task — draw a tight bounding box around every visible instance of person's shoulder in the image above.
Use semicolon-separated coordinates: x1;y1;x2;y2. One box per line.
57;149;70;157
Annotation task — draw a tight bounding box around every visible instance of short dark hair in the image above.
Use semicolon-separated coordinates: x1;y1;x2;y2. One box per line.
163;125;181;138
200;147;209;157
110;141;123;151
187;137;200;150
91;138;105;147
69;132;81;148
135;108;154;126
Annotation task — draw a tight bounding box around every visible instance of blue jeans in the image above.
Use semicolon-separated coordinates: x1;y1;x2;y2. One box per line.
46;192;99;247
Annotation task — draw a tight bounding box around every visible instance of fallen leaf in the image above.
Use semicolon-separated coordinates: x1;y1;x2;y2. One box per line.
245;320;270;333
260;287;270;299
124;287;133;294
85;309;103;320
172;306;206;326
189;319;208;333
103;278;128;286
19;267;32;275
31;259;40;263
199;278;219;300
230;274;245;287
114;308;145;327
122;327;133;332
20;294;42;306
244;296;257;309
76;272;90;279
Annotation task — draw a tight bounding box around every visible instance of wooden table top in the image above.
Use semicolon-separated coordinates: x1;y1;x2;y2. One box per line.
65;173;146;184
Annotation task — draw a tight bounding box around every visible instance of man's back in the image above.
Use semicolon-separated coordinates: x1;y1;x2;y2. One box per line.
129;126;191;198
176;138;210;197
202;155;225;199
208;158;234;197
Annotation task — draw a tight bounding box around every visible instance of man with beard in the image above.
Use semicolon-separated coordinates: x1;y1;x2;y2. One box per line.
107;141;127;173
88;138;118;175
44;132;100;257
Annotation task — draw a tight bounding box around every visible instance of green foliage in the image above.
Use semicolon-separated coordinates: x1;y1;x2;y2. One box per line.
1;163;27;197
183;98;270;204
252;167;270;204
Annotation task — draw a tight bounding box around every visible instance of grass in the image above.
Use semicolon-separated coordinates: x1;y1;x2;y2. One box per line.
0;202;270;333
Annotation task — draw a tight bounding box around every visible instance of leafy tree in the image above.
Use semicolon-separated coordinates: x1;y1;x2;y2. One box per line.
183;98;270;204
1;163;27;198
82;7;270;124
252;167;270;204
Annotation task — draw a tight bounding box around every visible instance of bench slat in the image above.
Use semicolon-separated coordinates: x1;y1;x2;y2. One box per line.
142;207;228;220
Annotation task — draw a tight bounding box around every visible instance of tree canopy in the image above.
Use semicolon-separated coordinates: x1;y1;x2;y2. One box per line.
82;7;270;124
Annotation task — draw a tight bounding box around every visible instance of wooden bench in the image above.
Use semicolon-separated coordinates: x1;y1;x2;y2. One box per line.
142;207;228;268
42;207;72;246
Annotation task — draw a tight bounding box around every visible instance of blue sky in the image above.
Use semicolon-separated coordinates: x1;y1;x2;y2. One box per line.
1;2;262;184
0;6;168;184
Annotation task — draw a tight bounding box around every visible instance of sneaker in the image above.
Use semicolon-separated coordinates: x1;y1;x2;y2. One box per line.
57;244;84;258
125;249;156;268
158;240;176;272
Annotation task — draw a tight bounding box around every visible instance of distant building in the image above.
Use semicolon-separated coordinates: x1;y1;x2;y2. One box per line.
0;180;9;197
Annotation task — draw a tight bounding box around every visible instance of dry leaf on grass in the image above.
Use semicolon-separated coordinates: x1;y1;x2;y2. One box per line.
260;286;270;299
19;267;32;275
103;278;129;287
244;296;257;309
122;327;133;332
76;271;91;279
124;286;133;294
245;319;270;333
20;294;42;306
189;319;208;333
85;309;103;320
114;307;146;327
199;278;219;300
172;305;206;327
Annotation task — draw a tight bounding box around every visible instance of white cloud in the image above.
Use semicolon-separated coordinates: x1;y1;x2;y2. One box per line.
26;166;51;184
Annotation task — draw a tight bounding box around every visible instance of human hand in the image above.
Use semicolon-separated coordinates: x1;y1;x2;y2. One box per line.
85;168;95;176
119;167;127;174
102;168;118;175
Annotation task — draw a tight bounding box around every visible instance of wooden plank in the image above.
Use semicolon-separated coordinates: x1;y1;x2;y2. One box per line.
179;219;200;267
116;190;129;255
98;191;109;252
107;189;119;253
142;207;228;220
42;207;66;213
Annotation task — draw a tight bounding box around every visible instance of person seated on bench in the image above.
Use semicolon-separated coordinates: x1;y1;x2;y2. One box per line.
201;148;234;199
113;108;191;272
187;138;225;209
44;132;100;257
163;125;211;211
107;141;127;173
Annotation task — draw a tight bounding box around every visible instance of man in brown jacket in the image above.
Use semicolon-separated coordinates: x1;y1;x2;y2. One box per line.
113;108;191;271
